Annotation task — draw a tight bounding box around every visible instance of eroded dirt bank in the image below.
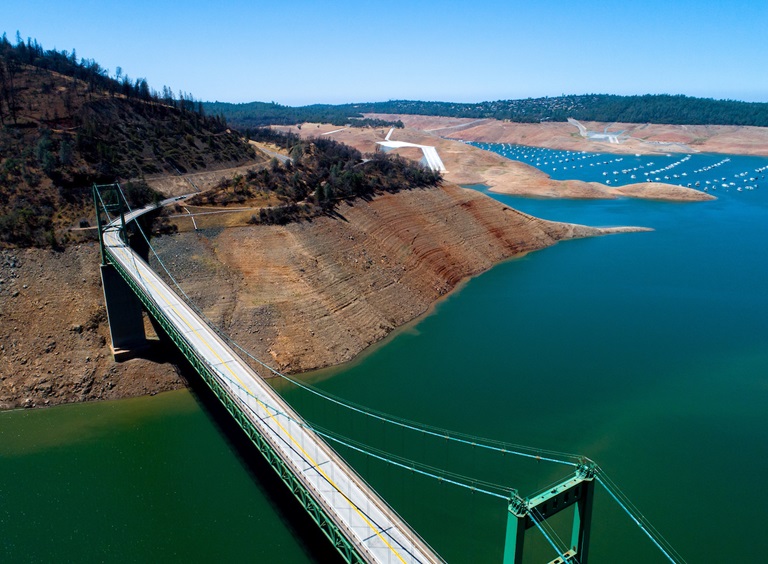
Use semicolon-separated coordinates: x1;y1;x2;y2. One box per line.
0;246;183;410
1;184;646;409
151;184;648;375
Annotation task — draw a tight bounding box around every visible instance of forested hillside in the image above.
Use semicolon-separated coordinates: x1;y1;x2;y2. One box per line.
0;35;257;247
203;100;404;129
361;95;768;126
209;94;768;129
188;129;442;225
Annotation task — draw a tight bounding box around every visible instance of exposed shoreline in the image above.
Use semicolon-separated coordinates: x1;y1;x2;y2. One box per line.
151;184;650;376
7;114;750;410
363;114;768;157
1;184;649;410
275;122;716;201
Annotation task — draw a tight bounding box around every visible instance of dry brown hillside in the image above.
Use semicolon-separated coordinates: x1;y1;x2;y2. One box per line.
2;180;647;409
150;183;647;375
0;245;182;410
0;45;261;248
274;123;714;201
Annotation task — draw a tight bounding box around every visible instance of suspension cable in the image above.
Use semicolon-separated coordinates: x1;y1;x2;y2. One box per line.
316;429;511;500
251;360;581;467
112;183;581;468
94;187;115;224
595;474;683;563
308;421;515;495
597;468;679;556
530;505;570;557
198;350;514;501
109;185;686;564
528;508;569;563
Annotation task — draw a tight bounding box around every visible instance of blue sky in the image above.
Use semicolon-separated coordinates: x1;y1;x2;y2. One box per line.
2;0;767;105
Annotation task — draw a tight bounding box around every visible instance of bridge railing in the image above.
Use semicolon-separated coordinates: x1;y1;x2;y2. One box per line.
103;238;442;563
103;245;374;562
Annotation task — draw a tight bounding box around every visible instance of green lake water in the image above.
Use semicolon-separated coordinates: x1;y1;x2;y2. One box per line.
2;147;767;562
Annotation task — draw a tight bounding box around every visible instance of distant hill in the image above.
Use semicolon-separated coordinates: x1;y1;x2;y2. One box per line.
203;100;404;130
188;129;441;225
207;94;768;130
0;36;258;248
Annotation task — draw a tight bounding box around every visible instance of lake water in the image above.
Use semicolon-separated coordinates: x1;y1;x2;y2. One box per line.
2;145;767;562
464;141;767;192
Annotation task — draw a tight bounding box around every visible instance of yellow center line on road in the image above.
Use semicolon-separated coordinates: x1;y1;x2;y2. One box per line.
110;244;409;563
261;402;409;563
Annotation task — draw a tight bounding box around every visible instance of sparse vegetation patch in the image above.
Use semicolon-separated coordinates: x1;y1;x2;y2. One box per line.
0;34;259;248
188;131;442;225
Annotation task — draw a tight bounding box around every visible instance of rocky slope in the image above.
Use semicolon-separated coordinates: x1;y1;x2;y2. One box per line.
0;246;183;410
150;184;648;374
1;180;647;409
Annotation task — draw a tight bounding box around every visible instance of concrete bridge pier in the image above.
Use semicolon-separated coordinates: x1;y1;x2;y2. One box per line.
100;263;148;361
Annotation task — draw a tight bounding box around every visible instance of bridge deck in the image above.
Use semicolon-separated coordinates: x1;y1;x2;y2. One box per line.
103;214;441;564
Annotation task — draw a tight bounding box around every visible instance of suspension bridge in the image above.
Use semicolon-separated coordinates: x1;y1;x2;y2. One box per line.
93;183;685;563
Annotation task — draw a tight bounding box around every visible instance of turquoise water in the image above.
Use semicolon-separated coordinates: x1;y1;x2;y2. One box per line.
464;141;768;193
2;145;767;562
284;145;768;561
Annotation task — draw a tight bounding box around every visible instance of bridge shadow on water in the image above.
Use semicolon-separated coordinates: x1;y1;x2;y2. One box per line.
156;341;344;563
